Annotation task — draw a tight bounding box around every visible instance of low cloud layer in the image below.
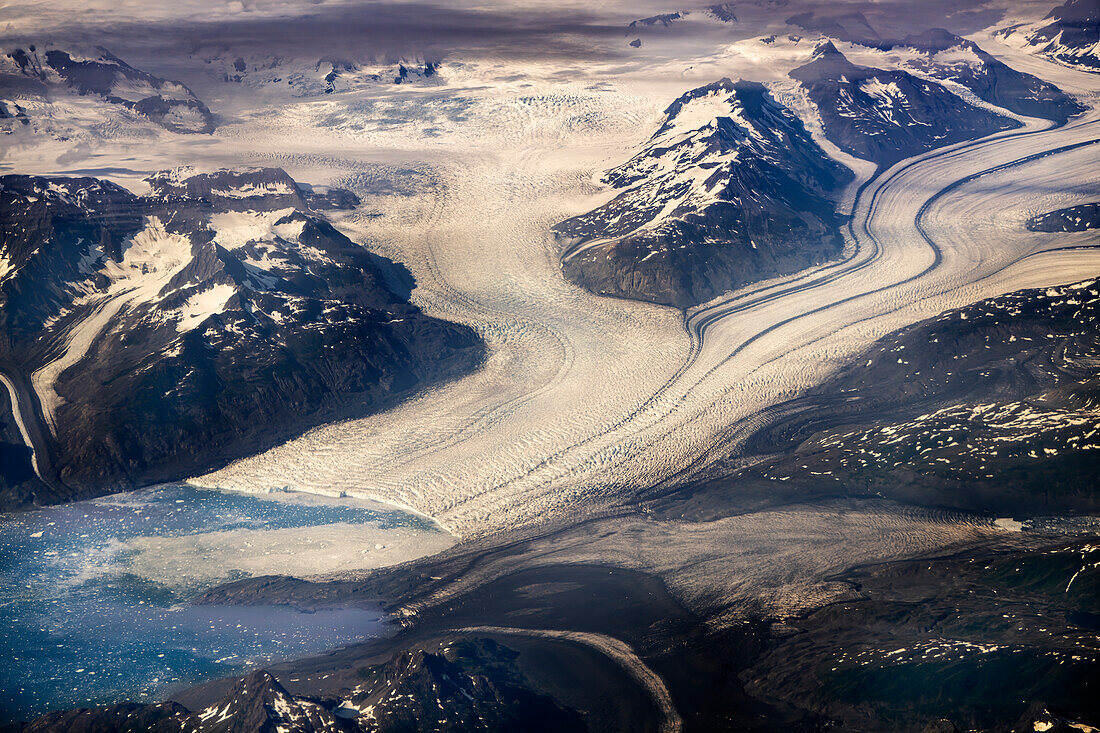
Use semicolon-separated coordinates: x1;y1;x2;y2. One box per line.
2;0;1040;68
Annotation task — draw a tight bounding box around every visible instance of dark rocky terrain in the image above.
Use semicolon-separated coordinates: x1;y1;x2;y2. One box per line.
208;53;440;95
10;638;595;732
894;29;1086;124
2;46;215;133
742;538;1100;731
0;393;44;510
0;169;482;509
15;670;344;732
998;0;1100;71
555;79;853;308
628;12;684;29
14;536;1095;732
706;4;738;23
788;12;1088;122
1028;201;1100;232
676;278;1100;518
177;563;772;732
790;42;1021;169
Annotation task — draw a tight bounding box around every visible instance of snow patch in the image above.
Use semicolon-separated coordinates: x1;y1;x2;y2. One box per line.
209;208;297;249
176;283;237;332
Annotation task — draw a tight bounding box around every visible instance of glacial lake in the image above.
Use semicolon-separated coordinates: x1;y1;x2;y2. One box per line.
0;484;454;722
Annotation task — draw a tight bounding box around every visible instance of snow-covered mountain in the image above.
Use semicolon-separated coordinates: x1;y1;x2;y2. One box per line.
2;46;215;133
0;169;482;507
996;0;1100;72
554;79;853;308
892;29;1086;124
789;42;1020;169
204;52;441;96
782;10;1085;123
144;167;361;212
554;34;1076;309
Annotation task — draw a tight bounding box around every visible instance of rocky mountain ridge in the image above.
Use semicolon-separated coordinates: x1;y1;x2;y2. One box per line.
13;640;586;733
1027;201;1100;232
206;53;441;96
0;168;482;509
789;41;1021;169
2;46;215;133
997;0;1100;72
555;78;853;308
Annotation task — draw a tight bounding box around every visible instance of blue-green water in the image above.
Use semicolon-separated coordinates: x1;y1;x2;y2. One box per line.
0;484;444;722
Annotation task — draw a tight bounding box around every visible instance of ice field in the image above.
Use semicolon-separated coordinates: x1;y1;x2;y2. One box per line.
5;18;1098;541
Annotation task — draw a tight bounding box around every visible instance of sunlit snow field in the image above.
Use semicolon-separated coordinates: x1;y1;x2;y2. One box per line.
0;485;452;720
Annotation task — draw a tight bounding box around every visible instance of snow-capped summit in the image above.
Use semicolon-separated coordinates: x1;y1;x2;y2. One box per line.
790;43;1020;168
892;29;1085;123
554;79;853;308
2;46;215;133
997;0;1099;72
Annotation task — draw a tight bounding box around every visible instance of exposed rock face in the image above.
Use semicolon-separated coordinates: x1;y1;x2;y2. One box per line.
629;12;684;29
894;29;1086;124
0;169;483;509
17;671;341;732
15;644;586;732
188;671;343;733
18;701;196;733
1013;704;1100;733
742;540;1100;731
0;418;40;506
3;46;215;133
145;168;309;211
555;79;853;309
786;13;1088;122
336;639;587;732
0;99;29;126
146;167;361;214
1028;201;1100;232
706;4;738;23
207;53;440;95
998;0;1100;71
728;278;1100;515
790;42;1020;169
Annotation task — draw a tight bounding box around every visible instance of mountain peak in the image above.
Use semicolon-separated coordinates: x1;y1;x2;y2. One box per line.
900;28;973;53
812;41;844;59
790;42;859;83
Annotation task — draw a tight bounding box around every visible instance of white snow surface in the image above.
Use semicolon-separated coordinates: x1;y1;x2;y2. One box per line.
6;17;1100;559
209;208;299;249
194;47;1100;540
175;283;236;333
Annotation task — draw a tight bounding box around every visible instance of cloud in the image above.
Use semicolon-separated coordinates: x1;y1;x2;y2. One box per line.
2;0;639;62
55;142;94;166
1;0;1020;69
